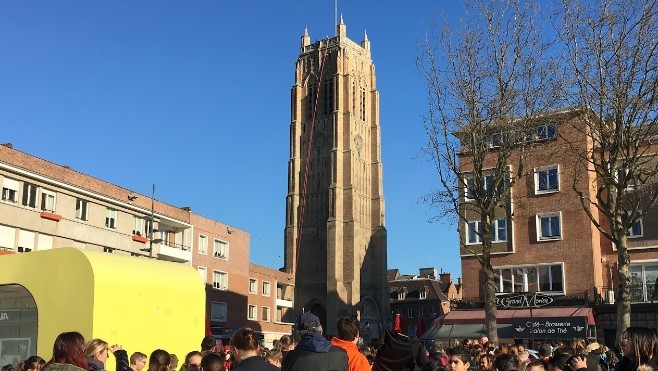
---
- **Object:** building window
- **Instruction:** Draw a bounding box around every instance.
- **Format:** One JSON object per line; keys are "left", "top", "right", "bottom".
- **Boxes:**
{"left": 40, "top": 189, "right": 56, "bottom": 212}
{"left": 467, "top": 221, "right": 481, "bottom": 244}
{"left": 492, "top": 219, "right": 507, "bottom": 242}
{"left": 262, "top": 306, "right": 270, "bottom": 322}
{"left": 198, "top": 266, "right": 207, "bottom": 282}
{"left": 105, "top": 208, "right": 117, "bottom": 229}
{"left": 133, "top": 216, "right": 145, "bottom": 236}
{"left": 407, "top": 307, "right": 413, "bottom": 317}
{"left": 467, "top": 219, "right": 506, "bottom": 244}
{"left": 21, "top": 182, "right": 37, "bottom": 209}
{"left": 1, "top": 178, "right": 19, "bottom": 203}
{"left": 616, "top": 168, "right": 639, "bottom": 191}
{"left": 75, "top": 199, "right": 88, "bottom": 221}
{"left": 198, "top": 235, "right": 208, "bottom": 254}
{"left": 536, "top": 124, "right": 557, "bottom": 140}
{"left": 262, "top": 281, "right": 271, "bottom": 296}
{"left": 536, "top": 212, "right": 562, "bottom": 241}
{"left": 212, "top": 271, "right": 228, "bottom": 290}
{"left": 398, "top": 292, "right": 405, "bottom": 300}
{"left": 419, "top": 291, "right": 427, "bottom": 300}
{"left": 464, "top": 174, "right": 503, "bottom": 200}
{"left": 623, "top": 212, "right": 643, "bottom": 238}
{"left": 248, "top": 305, "right": 257, "bottom": 320}
{"left": 17, "top": 230, "right": 35, "bottom": 252}
{"left": 630, "top": 263, "right": 658, "bottom": 303}
{"left": 494, "top": 264, "right": 564, "bottom": 294}
{"left": 418, "top": 307, "right": 424, "bottom": 316}
{"left": 535, "top": 166, "right": 559, "bottom": 194}
{"left": 211, "top": 301, "right": 227, "bottom": 322}
{"left": 213, "top": 239, "right": 228, "bottom": 259}
{"left": 249, "top": 279, "right": 257, "bottom": 294}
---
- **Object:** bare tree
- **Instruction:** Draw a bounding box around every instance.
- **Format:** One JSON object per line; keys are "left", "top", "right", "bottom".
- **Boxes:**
{"left": 558, "top": 0, "right": 658, "bottom": 337}
{"left": 418, "top": 0, "right": 558, "bottom": 344}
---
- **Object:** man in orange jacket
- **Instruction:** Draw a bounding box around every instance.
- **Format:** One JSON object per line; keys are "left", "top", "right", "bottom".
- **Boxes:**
{"left": 330, "top": 317, "right": 371, "bottom": 371}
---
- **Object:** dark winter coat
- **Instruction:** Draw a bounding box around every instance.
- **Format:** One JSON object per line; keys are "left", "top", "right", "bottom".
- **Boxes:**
{"left": 232, "top": 356, "right": 279, "bottom": 371}
{"left": 372, "top": 330, "right": 429, "bottom": 371}
{"left": 281, "top": 333, "right": 348, "bottom": 371}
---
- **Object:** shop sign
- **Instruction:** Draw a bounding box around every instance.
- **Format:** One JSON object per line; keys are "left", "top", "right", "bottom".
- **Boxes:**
{"left": 495, "top": 292, "right": 554, "bottom": 309}
{"left": 511, "top": 317, "right": 587, "bottom": 339}
{"left": 0, "top": 312, "right": 8, "bottom": 320}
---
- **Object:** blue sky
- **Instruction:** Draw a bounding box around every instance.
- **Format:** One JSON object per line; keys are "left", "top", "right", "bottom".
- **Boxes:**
{"left": 0, "top": 1, "right": 463, "bottom": 279}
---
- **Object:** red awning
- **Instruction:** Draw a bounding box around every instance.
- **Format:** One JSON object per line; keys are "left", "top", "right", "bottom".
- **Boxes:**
{"left": 440, "top": 307, "right": 595, "bottom": 326}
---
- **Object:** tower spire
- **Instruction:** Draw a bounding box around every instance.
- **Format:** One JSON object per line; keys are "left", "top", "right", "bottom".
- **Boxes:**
{"left": 362, "top": 29, "right": 370, "bottom": 51}
{"left": 301, "top": 25, "right": 310, "bottom": 48}
{"left": 336, "top": 14, "right": 346, "bottom": 37}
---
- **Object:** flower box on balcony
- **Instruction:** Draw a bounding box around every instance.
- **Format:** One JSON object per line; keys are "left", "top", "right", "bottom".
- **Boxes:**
{"left": 132, "top": 235, "right": 149, "bottom": 244}
{"left": 40, "top": 212, "right": 62, "bottom": 222}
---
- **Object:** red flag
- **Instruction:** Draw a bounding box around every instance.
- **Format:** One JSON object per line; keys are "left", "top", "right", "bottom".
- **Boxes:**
{"left": 205, "top": 313, "right": 211, "bottom": 336}
{"left": 393, "top": 314, "right": 402, "bottom": 332}
{"left": 416, "top": 316, "right": 424, "bottom": 338}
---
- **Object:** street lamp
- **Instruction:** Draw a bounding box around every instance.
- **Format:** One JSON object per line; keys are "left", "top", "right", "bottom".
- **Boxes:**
{"left": 140, "top": 184, "right": 161, "bottom": 258}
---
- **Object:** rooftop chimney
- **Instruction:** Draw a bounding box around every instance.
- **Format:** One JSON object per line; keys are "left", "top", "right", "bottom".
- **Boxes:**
{"left": 439, "top": 272, "right": 452, "bottom": 284}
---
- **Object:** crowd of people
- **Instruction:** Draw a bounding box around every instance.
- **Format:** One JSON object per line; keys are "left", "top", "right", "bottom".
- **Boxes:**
{"left": 2, "top": 318, "right": 656, "bottom": 371}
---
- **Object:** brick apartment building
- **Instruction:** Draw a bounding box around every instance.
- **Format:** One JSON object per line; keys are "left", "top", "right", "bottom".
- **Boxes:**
{"left": 0, "top": 144, "right": 294, "bottom": 346}
{"left": 457, "top": 108, "right": 658, "bottom": 345}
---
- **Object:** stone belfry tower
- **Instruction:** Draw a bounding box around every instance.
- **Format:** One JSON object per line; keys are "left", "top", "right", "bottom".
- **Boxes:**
{"left": 284, "top": 17, "right": 388, "bottom": 341}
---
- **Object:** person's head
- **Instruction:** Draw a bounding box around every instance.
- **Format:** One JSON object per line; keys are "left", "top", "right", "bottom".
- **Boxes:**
{"left": 538, "top": 343, "right": 553, "bottom": 359}
{"left": 478, "top": 353, "right": 494, "bottom": 371}
{"left": 569, "top": 339, "right": 586, "bottom": 355}
{"left": 200, "top": 337, "right": 216, "bottom": 352}
{"left": 422, "top": 361, "right": 447, "bottom": 371}
{"left": 230, "top": 327, "right": 260, "bottom": 361}
{"left": 447, "top": 346, "right": 471, "bottom": 371}
{"left": 547, "top": 353, "right": 570, "bottom": 371}
{"left": 21, "top": 356, "right": 45, "bottom": 371}
{"left": 526, "top": 360, "right": 546, "bottom": 371}
{"left": 2, "top": 365, "right": 15, "bottom": 371}
{"left": 336, "top": 316, "right": 360, "bottom": 343}
{"left": 295, "top": 313, "right": 322, "bottom": 337}
{"left": 199, "top": 353, "right": 222, "bottom": 371}
{"left": 167, "top": 355, "right": 178, "bottom": 371}
{"left": 48, "top": 331, "right": 88, "bottom": 370}
{"left": 276, "top": 335, "right": 295, "bottom": 351}
{"left": 265, "top": 349, "right": 283, "bottom": 368}
{"left": 84, "top": 339, "right": 110, "bottom": 364}
{"left": 130, "top": 352, "right": 148, "bottom": 371}
{"left": 620, "top": 327, "right": 658, "bottom": 364}
{"left": 552, "top": 346, "right": 575, "bottom": 358}
{"left": 183, "top": 351, "right": 202, "bottom": 371}
{"left": 147, "top": 350, "right": 170, "bottom": 371}
{"left": 494, "top": 353, "right": 519, "bottom": 371}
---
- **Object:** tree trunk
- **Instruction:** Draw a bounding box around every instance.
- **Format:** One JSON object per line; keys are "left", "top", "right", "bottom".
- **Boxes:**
{"left": 483, "top": 264, "right": 499, "bottom": 345}
{"left": 616, "top": 231, "right": 631, "bottom": 341}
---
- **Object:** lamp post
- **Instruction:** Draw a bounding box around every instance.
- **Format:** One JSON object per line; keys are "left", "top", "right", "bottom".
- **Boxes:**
{"left": 140, "top": 184, "right": 158, "bottom": 258}
{"left": 148, "top": 183, "right": 155, "bottom": 258}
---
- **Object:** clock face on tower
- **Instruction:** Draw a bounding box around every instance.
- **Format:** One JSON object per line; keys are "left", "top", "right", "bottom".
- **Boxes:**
{"left": 354, "top": 134, "right": 363, "bottom": 151}
{"left": 312, "top": 132, "right": 326, "bottom": 149}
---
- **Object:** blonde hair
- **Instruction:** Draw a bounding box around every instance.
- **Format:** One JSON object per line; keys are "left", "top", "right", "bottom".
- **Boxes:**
{"left": 84, "top": 339, "right": 109, "bottom": 358}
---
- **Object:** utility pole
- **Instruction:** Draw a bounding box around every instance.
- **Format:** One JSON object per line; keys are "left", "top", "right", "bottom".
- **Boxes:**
{"left": 148, "top": 184, "right": 155, "bottom": 258}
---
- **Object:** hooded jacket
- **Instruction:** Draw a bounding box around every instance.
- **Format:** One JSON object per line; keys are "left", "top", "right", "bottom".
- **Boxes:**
{"left": 281, "top": 333, "right": 348, "bottom": 371}
{"left": 330, "top": 337, "right": 371, "bottom": 371}
{"left": 372, "top": 330, "right": 428, "bottom": 371}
